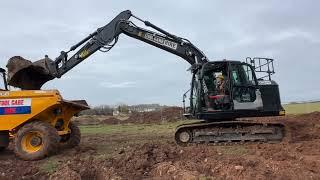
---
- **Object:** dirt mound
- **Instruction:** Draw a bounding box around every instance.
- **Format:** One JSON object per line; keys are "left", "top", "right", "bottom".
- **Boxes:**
{"left": 102, "top": 117, "right": 121, "bottom": 125}
{"left": 75, "top": 107, "right": 184, "bottom": 125}
{"left": 1, "top": 112, "right": 320, "bottom": 179}
{"left": 123, "top": 107, "right": 183, "bottom": 124}
{"left": 73, "top": 116, "right": 102, "bottom": 125}
{"left": 74, "top": 107, "right": 183, "bottom": 126}
{"left": 283, "top": 111, "right": 320, "bottom": 142}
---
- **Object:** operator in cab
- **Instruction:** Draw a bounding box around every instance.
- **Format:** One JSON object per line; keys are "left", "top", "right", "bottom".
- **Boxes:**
{"left": 215, "top": 74, "right": 226, "bottom": 95}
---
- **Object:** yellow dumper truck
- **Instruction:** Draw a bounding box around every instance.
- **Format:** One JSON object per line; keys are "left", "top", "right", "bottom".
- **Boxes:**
{"left": 0, "top": 68, "right": 89, "bottom": 160}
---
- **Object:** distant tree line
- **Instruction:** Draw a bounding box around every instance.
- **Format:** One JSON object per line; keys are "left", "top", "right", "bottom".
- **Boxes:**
{"left": 79, "top": 105, "right": 113, "bottom": 115}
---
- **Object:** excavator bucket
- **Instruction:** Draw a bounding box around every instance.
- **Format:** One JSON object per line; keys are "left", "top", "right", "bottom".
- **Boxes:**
{"left": 6, "top": 56, "right": 55, "bottom": 90}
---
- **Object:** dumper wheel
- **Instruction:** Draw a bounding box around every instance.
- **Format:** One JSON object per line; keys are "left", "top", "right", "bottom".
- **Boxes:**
{"left": 0, "top": 147, "right": 6, "bottom": 152}
{"left": 14, "top": 121, "right": 59, "bottom": 161}
{"left": 60, "top": 122, "right": 81, "bottom": 149}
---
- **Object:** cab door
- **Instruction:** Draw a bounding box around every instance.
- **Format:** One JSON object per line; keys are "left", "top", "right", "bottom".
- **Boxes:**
{"left": 230, "top": 63, "right": 263, "bottom": 110}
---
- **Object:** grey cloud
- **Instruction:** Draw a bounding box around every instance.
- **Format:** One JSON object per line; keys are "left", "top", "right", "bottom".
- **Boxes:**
{"left": 1, "top": 0, "right": 319, "bottom": 105}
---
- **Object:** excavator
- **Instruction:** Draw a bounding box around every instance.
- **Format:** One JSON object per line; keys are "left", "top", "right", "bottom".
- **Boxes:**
{"left": 2, "top": 10, "right": 285, "bottom": 159}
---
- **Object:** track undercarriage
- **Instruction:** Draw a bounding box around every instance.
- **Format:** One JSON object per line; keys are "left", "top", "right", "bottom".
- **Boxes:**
{"left": 175, "top": 120, "right": 285, "bottom": 145}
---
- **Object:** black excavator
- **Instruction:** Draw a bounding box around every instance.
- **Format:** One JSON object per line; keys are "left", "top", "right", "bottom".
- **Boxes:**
{"left": 7, "top": 10, "right": 285, "bottom": 145}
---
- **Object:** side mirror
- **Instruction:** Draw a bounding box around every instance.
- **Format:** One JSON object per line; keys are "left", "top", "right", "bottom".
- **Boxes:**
{"left": 0, "top": 68, "right": 6, "bottom": 73}
{"left": 0, "top": 68, "right": 8, "bottom": 90}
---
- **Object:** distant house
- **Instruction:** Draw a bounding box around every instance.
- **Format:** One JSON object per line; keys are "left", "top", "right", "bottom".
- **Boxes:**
{"left": 113, "top": 110, "right": 120, "bottom": 116}
{"left": 112, "top": 104, "right": 161, "bottom": 115}
{"left": 128, "top": 104, "right": 161, "bottom": 112}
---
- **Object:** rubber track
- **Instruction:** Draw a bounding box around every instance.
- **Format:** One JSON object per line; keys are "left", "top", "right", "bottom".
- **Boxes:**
{"left": 175, "top": 120, "right": 285, "bottom": 145}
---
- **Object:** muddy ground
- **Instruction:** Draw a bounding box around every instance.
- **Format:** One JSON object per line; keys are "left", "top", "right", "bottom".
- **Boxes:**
{"left": 0, "top": 112, "right": 320, "bottom": 180}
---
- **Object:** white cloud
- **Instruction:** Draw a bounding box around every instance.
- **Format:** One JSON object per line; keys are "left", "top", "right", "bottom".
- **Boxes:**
{"left": 99, "top": 81, "right": 137, "bottom": 88}
{"left": 268, "top": 29, "right": 319, "bottom": 43}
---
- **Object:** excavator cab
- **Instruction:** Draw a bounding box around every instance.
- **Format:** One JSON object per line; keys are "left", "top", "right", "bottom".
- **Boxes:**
{"left": 177, "top": 58, "right": 285, "bottom": 145}
{"left": 185, "top": 58, "right": 284, "bottom": 121}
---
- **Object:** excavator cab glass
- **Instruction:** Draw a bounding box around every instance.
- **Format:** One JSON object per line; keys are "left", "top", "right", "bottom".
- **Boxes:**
{"left": 192, "top": 61, "right": 263, "bottom": 113}
{"left": 230, "top": 63, "right": 263, "bottom": 110}
{"left": 201, "top": 62, "right": 231, "bottom": 111}
{"left": 230, "top": 63, "right": 258, "bottom": 102}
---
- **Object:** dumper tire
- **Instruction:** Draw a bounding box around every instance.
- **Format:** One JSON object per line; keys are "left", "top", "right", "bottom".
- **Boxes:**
{"left": 60, "top": 122, "right": 81, "bottom": 149}
{"left": 14, "top": 121, "right": 59, "bottom": 161}
{"left": 0, "top": 147, "right": 6, "bottom": 152}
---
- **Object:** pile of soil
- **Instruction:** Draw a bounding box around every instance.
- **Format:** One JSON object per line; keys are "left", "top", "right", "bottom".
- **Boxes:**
{"left": 74, "top": 107, "right": 183, "bottom": 125}
{"left": 102, "top": 117, "right": 121, "bottom": 125}
{"left": 123, "top": 107, "right": 183, "bottom": 124}
{"left": 284, "top": 112, "right": 320, "bottom": 142}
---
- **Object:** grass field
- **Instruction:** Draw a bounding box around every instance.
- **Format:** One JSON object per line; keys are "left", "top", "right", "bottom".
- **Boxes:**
{"left": 283, "top": 102, "right": 320, "bottom": 114}
{"left": 80, "top": 121, "right": 183, "bottom": 135}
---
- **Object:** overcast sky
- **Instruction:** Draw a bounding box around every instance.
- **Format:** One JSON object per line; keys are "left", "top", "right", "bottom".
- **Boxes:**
{"left": 0, "top": 1, "right": 319, "bottom": 106}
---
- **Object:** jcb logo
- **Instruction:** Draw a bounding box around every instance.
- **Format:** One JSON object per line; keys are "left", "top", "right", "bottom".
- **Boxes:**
{"left": 0, "top": 92, "right": 9, "bottom": 96}
{"left": 79, "top": 49, "right": 90, "bottom": 59}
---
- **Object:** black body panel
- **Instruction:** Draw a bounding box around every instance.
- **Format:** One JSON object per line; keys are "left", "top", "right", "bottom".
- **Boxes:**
{"left": 258, "top": 80, "right": 284, "bottom": 112}
{"left": 198, "top": 109, "right": 281, "bottom": 121}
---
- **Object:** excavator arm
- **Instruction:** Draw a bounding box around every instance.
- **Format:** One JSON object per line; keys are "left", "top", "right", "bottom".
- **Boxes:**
{"left": 7, "top": 10, "right": 208, "bottom": 90}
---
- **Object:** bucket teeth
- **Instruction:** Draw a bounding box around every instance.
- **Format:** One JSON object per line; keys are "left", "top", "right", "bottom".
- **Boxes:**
{"left": 6, "top": 56, "right": 55, "bottom": 90}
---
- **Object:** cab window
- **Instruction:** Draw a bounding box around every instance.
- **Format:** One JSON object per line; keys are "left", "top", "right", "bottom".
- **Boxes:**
{"left": 231, "top": 64, "right": 257, "bottom": 86}
{"left": 242, "top": 64, "right": 256, "bottom": 86}
{"left": 230, "top": 64, "right": 257, "bottom": 102}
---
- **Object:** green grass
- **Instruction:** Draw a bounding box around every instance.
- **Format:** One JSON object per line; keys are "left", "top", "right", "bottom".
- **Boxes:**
{"left": 283, "top": 102, "right": 320, "bottom": 114}
{"left": 79, "top": 120, "right": 188, "bottom": 135}
{"left": 79, "top": 121, "right": 195, "bottom": 156}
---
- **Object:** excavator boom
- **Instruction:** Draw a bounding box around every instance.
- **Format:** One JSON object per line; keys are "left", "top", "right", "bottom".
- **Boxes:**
{"left": 7, "top": 10, "right": 207, "bottom": 90}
